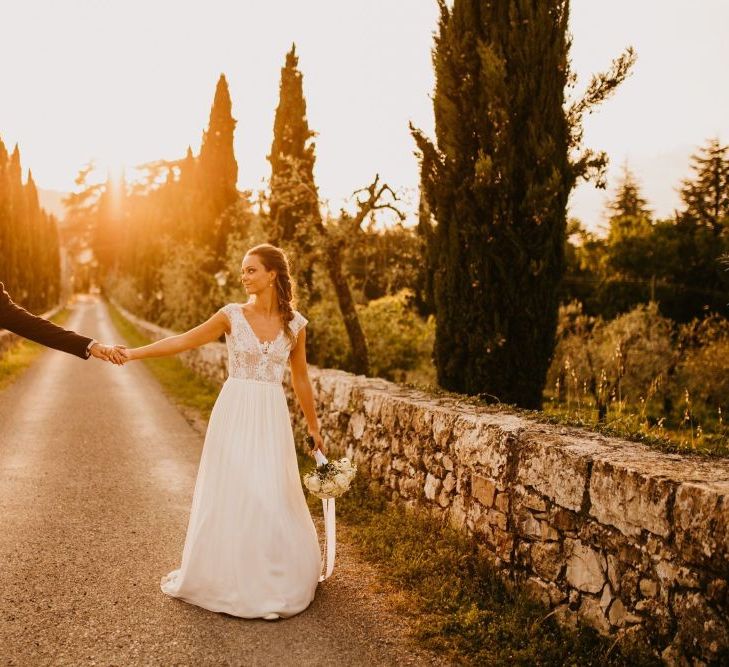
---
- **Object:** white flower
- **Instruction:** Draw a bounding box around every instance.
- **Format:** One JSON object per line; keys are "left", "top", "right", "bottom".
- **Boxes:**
{"left": 334, "top": 473, "right": 349, "bottom": 489}
{"left": 306, "top": 475, "right": 321, "bottom": 493}
{"left": 321, "top": 479, "right": 337, "bottom": 496}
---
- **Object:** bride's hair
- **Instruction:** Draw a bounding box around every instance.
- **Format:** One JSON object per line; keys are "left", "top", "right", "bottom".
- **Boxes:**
{"left": 246, "top": 243, "right": 298, "bottom": 348}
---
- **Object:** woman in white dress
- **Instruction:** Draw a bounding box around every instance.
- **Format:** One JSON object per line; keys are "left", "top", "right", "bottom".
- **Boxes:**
{"left": 122, "top": 243, "right": 325, "bottom": 621}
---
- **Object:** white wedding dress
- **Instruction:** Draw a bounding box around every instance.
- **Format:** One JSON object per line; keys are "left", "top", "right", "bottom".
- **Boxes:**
{"left": 160, "top": 303, "right": 322, "bottom": 618}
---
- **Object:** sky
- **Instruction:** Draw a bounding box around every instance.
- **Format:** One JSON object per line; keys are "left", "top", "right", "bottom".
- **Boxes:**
{"left": 0, "top": 0, "right": 727, "bottom": 233}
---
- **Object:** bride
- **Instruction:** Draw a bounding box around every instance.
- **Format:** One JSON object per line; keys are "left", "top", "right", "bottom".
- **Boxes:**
{"left": 120, "top": 243, "right": 325, "bottom": 620}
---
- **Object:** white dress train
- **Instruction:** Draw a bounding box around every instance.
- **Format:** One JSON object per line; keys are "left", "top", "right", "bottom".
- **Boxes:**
{"left": 160, "top": 304, "right": 322, "bottom": 618}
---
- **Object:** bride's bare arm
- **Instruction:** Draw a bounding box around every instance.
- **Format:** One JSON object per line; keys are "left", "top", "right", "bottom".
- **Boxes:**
{"left": 289, "top": 328, "right": 324, "bottom": 455}
{"left": 126, "top": 310, "right": 229, "bottom": 361}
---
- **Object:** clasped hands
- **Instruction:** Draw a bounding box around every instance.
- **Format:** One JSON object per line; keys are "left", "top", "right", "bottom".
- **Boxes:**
{"left": 89, "top": 342, "right": 131, "bottom": 365}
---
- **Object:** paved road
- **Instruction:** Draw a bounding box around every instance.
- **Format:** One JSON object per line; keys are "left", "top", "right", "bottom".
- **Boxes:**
{"left": 0, "top": 297, "right": 446, "bottom": 667}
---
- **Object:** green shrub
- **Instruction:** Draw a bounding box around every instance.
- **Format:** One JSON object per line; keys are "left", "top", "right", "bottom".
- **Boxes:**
{"left": 307, "top": 288, "right": 434, "bottom": 381}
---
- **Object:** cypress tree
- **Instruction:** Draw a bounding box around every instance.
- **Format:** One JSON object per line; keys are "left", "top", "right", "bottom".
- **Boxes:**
{"left": 39, "top": 211, "right": 61, "bottom": 308}
{"left": 198, "top": 74, "right": 239, "bottom": 254}
{"left": 414, "top": 175, "right": 436, "bottom": 316}
{"left": 267, "top": 44, "right": 319, "bottom": 300}
{"left": 412, "top": 0, "right": 634, "bottom": 408}
{"left": 0, "top": 138, "right": 10, "bottom": 285}
{"left": 608, "top": 164, "right": 651, "bottom": 221}
{"left": 605, "top": 166, "right": 655, "bottom": 283}
{"left": 8, "top": 145, "right": 30, "bottom": 301}
{"left": 25, "top": 170, "right": 43, "bottom": 307}
{"left": 679, "top": 138, "right": 729, "bottom": 236}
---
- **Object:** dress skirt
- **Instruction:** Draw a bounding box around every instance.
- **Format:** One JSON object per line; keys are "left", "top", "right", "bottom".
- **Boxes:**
{"left": 160, "top": 376, "right": 322, "bottom": 618}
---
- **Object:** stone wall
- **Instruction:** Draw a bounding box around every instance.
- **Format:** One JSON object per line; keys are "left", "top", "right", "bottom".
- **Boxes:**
{"left": 117, "top": 304, "right": 729, "bottom": 664}
{"left": 305, "top": 372, "right": 729, "bottom": 665}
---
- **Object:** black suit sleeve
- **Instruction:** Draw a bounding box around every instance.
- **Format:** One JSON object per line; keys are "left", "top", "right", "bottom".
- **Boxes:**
{"left": 0, "top": 282, "right": 93, "bottom": 359}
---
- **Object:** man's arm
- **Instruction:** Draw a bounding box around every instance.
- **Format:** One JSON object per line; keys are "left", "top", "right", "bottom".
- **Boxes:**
{"left": 0, "top": 282, "right": 96, "bottom": 359}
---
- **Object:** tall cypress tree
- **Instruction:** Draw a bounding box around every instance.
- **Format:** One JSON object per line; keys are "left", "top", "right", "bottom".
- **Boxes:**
{"left": 25, "top": 170, "right": 43, "bottom": 307}
{"left": 198, "top": 74, "right": 239, "bottom": 255}
{"left": 267, "top": 44, "right": 319, "bottom": 300}
{"left": 8, "top": 145, "right": 30, "bottom": 301}
{"left": 0, "top": 138, "right": 10, "bottom": 287}
{"left": 412, "top": 0, "right": 634, "bottom": 408}
{"left": 414, "top": 176, "right": 436, "bottom": 316}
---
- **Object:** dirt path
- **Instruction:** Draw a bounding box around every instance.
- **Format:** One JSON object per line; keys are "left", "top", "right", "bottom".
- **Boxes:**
{"left": 0, "top": 296, "right": 449, "bottom": 666}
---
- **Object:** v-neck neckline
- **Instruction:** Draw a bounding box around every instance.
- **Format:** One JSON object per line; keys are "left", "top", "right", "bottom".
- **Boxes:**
{"left": 239, "top": 305, "right": 284, "bottom": 347}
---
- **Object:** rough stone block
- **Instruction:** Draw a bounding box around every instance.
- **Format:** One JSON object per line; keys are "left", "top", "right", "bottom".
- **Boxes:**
{"left": 442, "top": 472, "right": 456, "bottom": 493}
{"left": 540, "top": 521, "right": 561, "bottom": 542}
{"left": 431, "top": 409, "right": 458, "bottom": 450}
{"left": 589, "top": 459, "right": 673, "bottom": 538}
{"left": 514, "top": 485, "right": 548, "bottom": 512}
{"left": 531, "top": 541, "right": 563, "bottom": 581}
{"left": 424, "top": 473, "right": 441, "bottom": 500}
{"left": 453, "top": 417, "right": 511, "bottom": 481}
{"left": 578, "top": 595, "right": 611, "bottom": 635}
{"left": 566, "top": 540, "right": 606, "bottom": 593}
{"left": 599, "top": 583, "right": 613, "bottom": 612}
{"left": 471, "top": 475, "right": 497, "bottom": 507}
{"left": 551, "top": 507, "right": 579, "bottom": 532}
{"left": 517, "top": 511, "right": 542, "bottom": 539}
{"left": 486, "top": 510, "right": 508, "bottom": 532}
{"left": 516, "top": 434, "right": 593, "bottom": 511}
{"left": 673, "top": 482, "right": 729, "bottom": 568}
{"left": 639, "top": 578, "right": 658, "bottom": 598}
{"left": 494, "top": 492, "right": 510, "bottom": 513}
{"left": 608, "top": 597, "right": 627, "bottom": 628}
{"left": 349, "top": 411, "right": 366, "bottom": 440}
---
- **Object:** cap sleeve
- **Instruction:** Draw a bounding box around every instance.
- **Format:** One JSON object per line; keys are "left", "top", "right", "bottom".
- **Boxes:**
{"left": 290, "top": 310, "right": 308, "bottom": 337}
{"left": 219, "top": 303, "right": 238, "bottom": 328}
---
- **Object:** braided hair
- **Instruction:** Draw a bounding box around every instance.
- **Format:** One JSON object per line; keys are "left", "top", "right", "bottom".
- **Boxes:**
{"left": 246, "top": 243, "right": 298, "bottom": 349}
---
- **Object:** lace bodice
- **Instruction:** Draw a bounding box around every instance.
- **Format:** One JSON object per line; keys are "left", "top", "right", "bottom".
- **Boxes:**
{"left": 221, "top": 303, "right": 308, "bottom": 384}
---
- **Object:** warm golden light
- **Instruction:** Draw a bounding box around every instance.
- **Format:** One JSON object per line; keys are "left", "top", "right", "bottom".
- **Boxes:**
{"left": 0, "top": 0, "right": 727, "bottom": 230}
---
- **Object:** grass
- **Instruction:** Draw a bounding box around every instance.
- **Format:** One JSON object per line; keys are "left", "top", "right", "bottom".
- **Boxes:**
{"left": 107, "top": 301, "right": 221, "bottom": 419}
{"left": 0, "top": 309, "right": 71, "bottom": 390}
{"left": 400, "top": 379, "right": 729, "bottom": 458}
{"left": 108, "top": 303, "right": 662, "bottom": 664}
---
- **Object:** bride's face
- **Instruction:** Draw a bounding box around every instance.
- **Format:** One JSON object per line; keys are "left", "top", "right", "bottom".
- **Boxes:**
{"left": 241, "top": 255, "right": 276, "bottom": 295}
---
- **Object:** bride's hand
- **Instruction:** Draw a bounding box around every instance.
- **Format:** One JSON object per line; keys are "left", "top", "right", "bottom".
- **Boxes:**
{"left": 114, "top": 347, "right": 138, "bottom": 364}
{"left": 308, "top": 432, "right": 325, "bottom": 458}
{"left": 108, "top": 345, "right": 129, "bottom": 365}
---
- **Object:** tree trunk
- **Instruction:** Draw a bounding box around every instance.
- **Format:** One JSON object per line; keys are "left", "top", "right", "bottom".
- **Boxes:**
{"left": 324, "top": 241, "right": 369, "bottom": 375}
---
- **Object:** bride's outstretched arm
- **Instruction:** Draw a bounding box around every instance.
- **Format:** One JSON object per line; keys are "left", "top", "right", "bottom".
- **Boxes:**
{"left": 125, "top": 311, "right": 229, "bottom": 361}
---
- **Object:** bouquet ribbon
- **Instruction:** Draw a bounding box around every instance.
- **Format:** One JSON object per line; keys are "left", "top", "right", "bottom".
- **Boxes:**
{"left": 314, "top": 448, "right": 336, "bottom": 581}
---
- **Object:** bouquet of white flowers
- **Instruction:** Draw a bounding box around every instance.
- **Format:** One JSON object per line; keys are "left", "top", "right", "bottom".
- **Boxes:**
{"left": 302, "top": 441, "right": 358, "bottom": 582}
{"left": 303, "top": 450, "right": 357, "bottom": 499}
